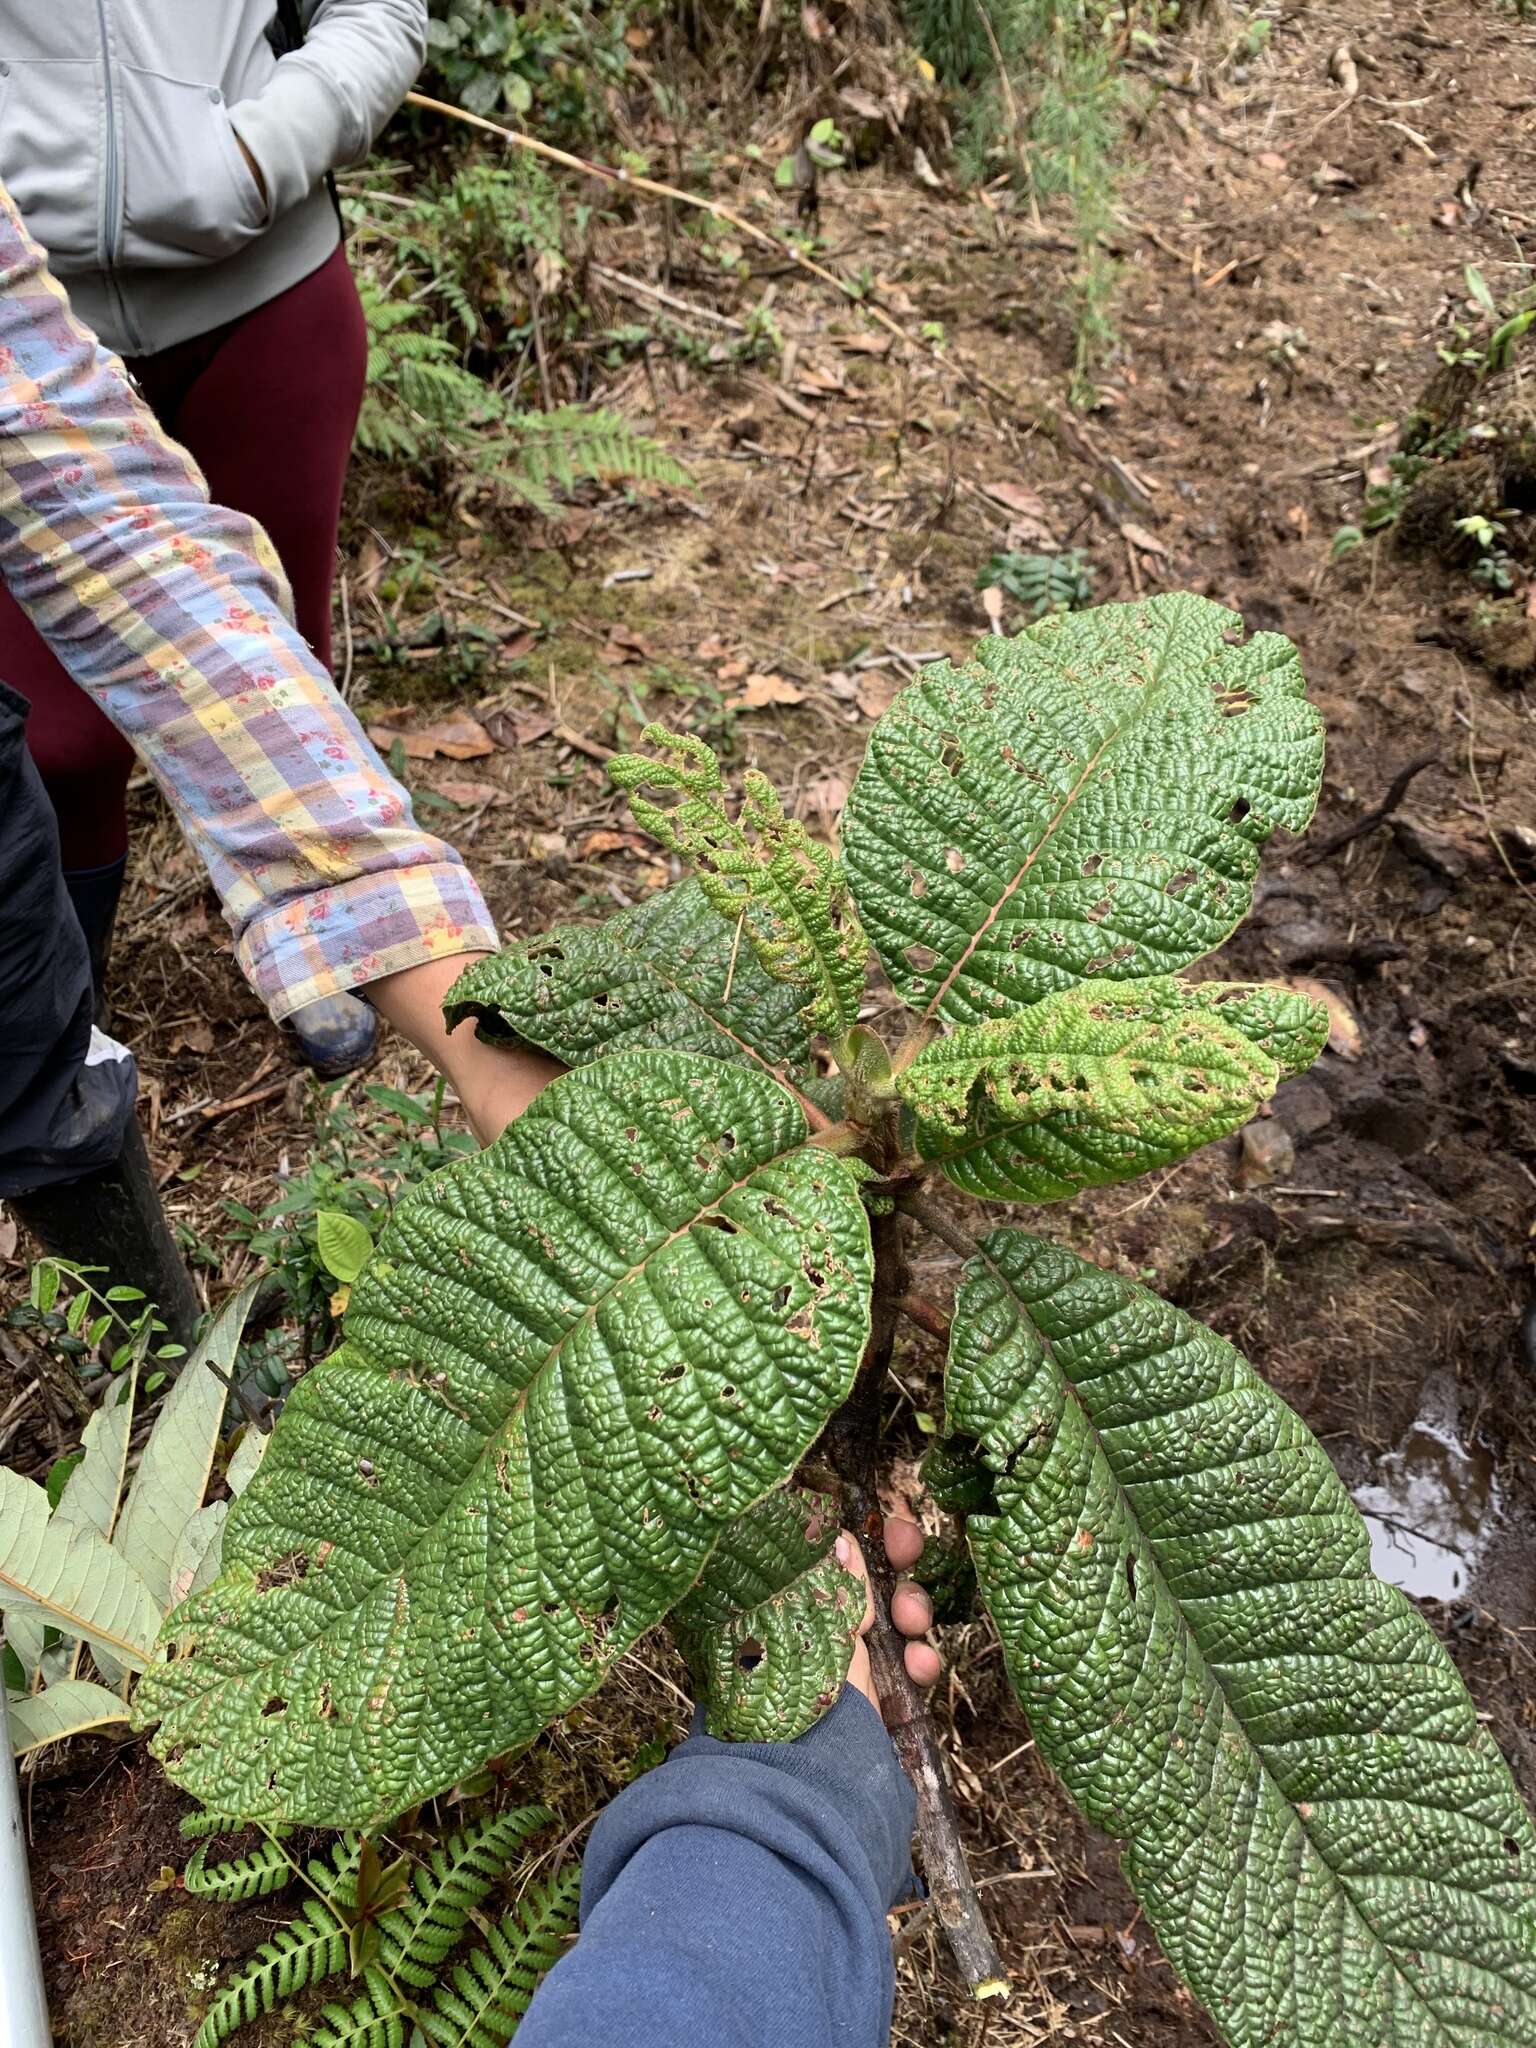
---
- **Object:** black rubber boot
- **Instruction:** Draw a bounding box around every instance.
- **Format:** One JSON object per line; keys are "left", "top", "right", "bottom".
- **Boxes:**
{"left": 11, "top": 1119, "right": 203, "bottom": 1352}
{"left": 62, "top": 855, "right": 126, "bottom": 1028}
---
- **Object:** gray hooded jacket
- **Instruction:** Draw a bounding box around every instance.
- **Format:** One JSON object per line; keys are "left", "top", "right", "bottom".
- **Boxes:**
{"left": 0, "top": 0, "right": 426, "bottom": 357}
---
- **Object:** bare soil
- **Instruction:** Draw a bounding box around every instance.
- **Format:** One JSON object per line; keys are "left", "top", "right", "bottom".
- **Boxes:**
{"left": 8, "top": 2, "right": 1536, "bottom": 2042}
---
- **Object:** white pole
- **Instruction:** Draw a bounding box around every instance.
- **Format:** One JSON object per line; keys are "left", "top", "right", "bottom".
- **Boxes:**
{"left": 0, "top": 1693, "right": 51, "bottom": 2048}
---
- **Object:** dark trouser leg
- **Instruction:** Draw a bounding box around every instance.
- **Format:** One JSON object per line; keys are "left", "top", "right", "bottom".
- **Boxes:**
{"left": 0, "top": 683, "right": 200, "bottom": 1345}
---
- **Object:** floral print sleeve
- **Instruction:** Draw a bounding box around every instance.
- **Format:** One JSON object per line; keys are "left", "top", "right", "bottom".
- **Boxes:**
{"left": 0, "top": 182, "right": 497, "bottom": 1022}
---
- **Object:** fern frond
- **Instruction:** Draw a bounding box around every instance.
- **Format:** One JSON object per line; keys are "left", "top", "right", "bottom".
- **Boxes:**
{"left": 380, "top": 1807, "right": 553, "bottom": 1989}
{"left": 418, "top": 1869, "right": 581, "bottom": 2048}
{"left": 307, "top": 1967, "right": 409, "bottom": 2048}
{"left": 192, "top": 1897, "right": 349, "bottom": 2048}
{"left": 183, "top": 1838, "right": 295, "bottom": 1901}
{"left": 178, "top": 1807, "right": 293, "bottom": 1843}
{"left": 503, "top": 406, "right": 690, "bottom": 492}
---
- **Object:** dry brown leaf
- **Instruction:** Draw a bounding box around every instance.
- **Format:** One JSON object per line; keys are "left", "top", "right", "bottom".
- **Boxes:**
{"left": 734, "top": 672, "right": 806, "bottom": 708}
{"left": 367, "top": 715, "right": 496, "bottom": 761}
{"left": 501, "top": 630, "right": 537, "bottom": 661}
{"left": 854, "top": 670, "right": 901, "bottom": 720}
{"left": 980, "top": 479, "right": 1051, "bottom": 521}
{"left": 1288, "top": 978, "right": 1362, "bottom": 1061}
{"left": 484, "top": 708, "right": 554, "bottom": 749}
{"left": 836, "top": 332, "right": 892, "bottom": 357}
{"left": 824, "top": 669, "right": 858, "bottom": 701}
{"left": 1120, "top": 520, "right": 1169, "bottom": 559}
{"left": 167, "top": 1020, "right": 215, "bottom": 1057}
{"left": 802, "top": 774, "right": 851, "bottom": 819}
{"left": 695, "top": 633, "right": 733, "bottom": 661}
{"left": 579, "top": 828, "right": 650, "bottom": 858}
{"left": 717, "top": 658, "right": 751, "bottom": 682}
{"left": 437, "top": 779, "right": 512, "bottom": 809}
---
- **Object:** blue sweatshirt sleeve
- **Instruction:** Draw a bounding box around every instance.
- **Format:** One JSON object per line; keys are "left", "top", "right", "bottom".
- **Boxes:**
{"left": 515, "top": 1685, "right": 916, "bottom": 2048}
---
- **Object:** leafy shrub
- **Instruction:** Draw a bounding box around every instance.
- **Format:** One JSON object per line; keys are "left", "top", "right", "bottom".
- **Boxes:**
{"left": 345, "top": 166, "right": 689, "bottom": 514}
{"left": 423, "top": 0, "right": 636, "bottom": 135}
{"left": 906, "top": 0, "right": 1143, "bottom": 395}
{"left": 977, "top": 546, "right": 1095, "bottom": 615}
{"left": 133, "top": 595, "right": 1536, "bottom": 2047}
{"left": 3, "top": 1286, "right": 259, "bottom": 1754}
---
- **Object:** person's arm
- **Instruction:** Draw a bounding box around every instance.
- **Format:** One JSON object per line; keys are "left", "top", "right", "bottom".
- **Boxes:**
{"left": 518, "top": 1529, "right": 938, "bottom": 2048}
{"left": 0, "top": 180, "right": 550, "bottom": 1137}
{"left": 229, "top": 0, "right": 428, "bottom": 223}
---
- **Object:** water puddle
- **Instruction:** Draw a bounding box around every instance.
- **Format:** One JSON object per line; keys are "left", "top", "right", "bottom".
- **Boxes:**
{"left": 1351, "top": 1373, "right": 1501, "bottom": 1602}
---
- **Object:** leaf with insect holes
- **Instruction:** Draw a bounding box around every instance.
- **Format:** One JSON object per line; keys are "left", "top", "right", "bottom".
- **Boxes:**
{"left": 840, "top": 595, "right": 1324, "bottom": 1024}
{"left": 610, "top": 727, "right": 869, "bottom": 1041}
{"left": 444, "top": 879, "right": 815, "bottom": 1096}
{"left": 897, "top": 979, "right": 1326, "bottom": 1202}
{"left": 948, "top": 1230, "right": 1536, "bottom": 2048}
{"left": 133, "top": 1052, "right": 873, "bottom": 1826}
{"left": 671, "top": 1487, "right": 865, "bottom": 1741}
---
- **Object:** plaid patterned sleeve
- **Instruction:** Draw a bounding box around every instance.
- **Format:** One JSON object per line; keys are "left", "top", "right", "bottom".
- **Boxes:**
{"left": 0, "top": 183, "right": 498, "bottom": 1022}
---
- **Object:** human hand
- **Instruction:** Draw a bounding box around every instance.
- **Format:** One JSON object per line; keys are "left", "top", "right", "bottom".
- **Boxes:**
{"left": 235, "top": 130, "right": 268, "bottom": 206}
{"left": 837, "top": 1519, "right": 941, "bottom": 1717}
{"left": 367, "top": 954, "right": 565, "bottom": 1144}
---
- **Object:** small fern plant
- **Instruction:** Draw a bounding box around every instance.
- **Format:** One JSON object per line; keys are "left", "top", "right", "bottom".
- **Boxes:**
{"left": 135, "top": 594, "right": 1536, "bottom": 2048}
{"left": 354, "top": 279, "right": 688, "bottom": 516}
{"left": 183, "top": 1806, "right": 577, "bottom": 2048}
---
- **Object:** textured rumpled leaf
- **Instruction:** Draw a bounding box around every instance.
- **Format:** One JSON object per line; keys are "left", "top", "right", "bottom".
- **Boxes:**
{"left": 6, "top": 1676, "right": 129, "bottom": 1755}
{"left": 948, "top": 1230, "right": 1536, "bottom": 2048}
{"left": 610, "top": 727, "right": 869, "bottom": 1039}
{"left": 114, "top": 1280, "right": 262, "bottom": 1613}
{"left": 672, "top": 1487, "right": 864, "bottom": 1740}
{"left": 899, "top": 978, "right": 1326, "bottom": 1202}
{"left": 134, "top": 1052, "right": 874, "bottom": 1826}
{"left": 444, "top": 878, "right": 814, "bottom": 1091}
{"left": 0, "top": 1468, "right": 159, "bottom": 1671}
{"left": 841, "top": 595, "right": 1324, "bottom": 1023}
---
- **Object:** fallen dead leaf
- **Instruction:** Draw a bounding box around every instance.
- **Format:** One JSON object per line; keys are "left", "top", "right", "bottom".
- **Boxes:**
{"left": 824, "top": 669, "right": 859, "bottom": 701}
{"left": 980, "top": 479, "right": 1051, "bottom": 521}
{"left": 1288, "top": 978, "right": 1362, "bottom": 1061}
{"left": 1120, "top": 520, "right": 1169, "bottom": 558}
{"left": 695, "top": 633, "right": 733, "bottom": 661}
{"left": 717, "top": 658, "right": 751, "bottom": 682}
{"left": 734, "top": 672, "right": 806, "bottom": 708}
{"left": 484, "top": 708, "right": 555, "bottom": 749}
{"left": 368, "top": 715, "right": 494, "bottom": 761}
{"left": 855, "top": 670, "right": 902, "bottom": 720}
{"left": 167, "top": 1019, "right": 216, "bottom": 1057}
{"left": 437, "top": 778, "right": 512, "bottom": 808}
{"left": 836, "top": 331, "right": 892, "bottom": 357}
{"left": 1256, "top": 149, "right": 1288, "bottom": 170}
{"left": 801, "top": 774, "right": 850, "bottom": 820}
{"left": 501, "top": 630, "right": 537, "bottom": 661}
{"left": 579, "top": 828, "right": 651, "bottom": 858}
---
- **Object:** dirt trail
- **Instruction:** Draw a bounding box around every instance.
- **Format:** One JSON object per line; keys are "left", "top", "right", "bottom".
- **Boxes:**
{"left": 11, "top": 3, "right": 1536, "bottom": 2042}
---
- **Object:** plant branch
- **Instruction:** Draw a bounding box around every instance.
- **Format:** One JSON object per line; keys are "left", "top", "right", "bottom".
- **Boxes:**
{"left": 898, "top": 1191, "right": 986, "bottom": 1265}
{"left": 823, "top": 1213, "right": 1009, "bottom": 2000}
{"left": 896, "top": 1291, "right": 952, "bottom": 1343}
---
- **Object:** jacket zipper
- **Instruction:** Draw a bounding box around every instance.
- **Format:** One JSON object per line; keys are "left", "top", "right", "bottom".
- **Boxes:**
{"left": 92, "top": 0, "right": 144, "bottom": 352}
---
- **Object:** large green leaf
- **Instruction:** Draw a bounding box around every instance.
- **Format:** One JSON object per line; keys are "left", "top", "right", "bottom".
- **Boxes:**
{"left": 948, "top": 1230, "right": 1536, "bottom": 2048}
{"left": 444, "top": 878, "right": 814, "bottom": 1089}
{"left": 841, "top": 595, "right": 1324, "bottom": 1024}
{"left": 898, "top": 978, "right": 1325, "bottom": 1201}
{"left": 0, "top": 1468, "right": 159, "bottom": 1671}
{"left": 671, "top": 1486, "right": 864, "bottom": 1741}
{"left": 114, "top": 1279, "right": 262, "bottom": 1613}
{"left": 610, "top": 726, "right": 869, "bottom": 1040}
{"left": 134, "top": 1052, "right": 874, "bottom": 1826}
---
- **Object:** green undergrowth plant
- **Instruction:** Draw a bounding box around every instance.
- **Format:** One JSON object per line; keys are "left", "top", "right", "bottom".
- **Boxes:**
{"left": 978, "top": 546, "right": 1095, "bottom": 616}
{"left": 133, "top": 593, "right": 1536, "bottom": 2045}
{"left": 3, "top": 1285, "right": 259, "bottom": 1756}
{"left": 179, "top": 1805, "right": 576, "bottom": 2048}
{"left": 346, "top": 159, "right": 688, "bottom": 516}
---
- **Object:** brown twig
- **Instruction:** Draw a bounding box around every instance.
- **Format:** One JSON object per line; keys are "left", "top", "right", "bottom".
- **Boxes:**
{"left": 896, "top": 1291, "right": 953, "bottom": 1343}
{"left": 823, "top": 1213, "right": 1009, "bottom": 2001}
{"left": 1300, "top": 751, "right": 1441, "bottom": 864}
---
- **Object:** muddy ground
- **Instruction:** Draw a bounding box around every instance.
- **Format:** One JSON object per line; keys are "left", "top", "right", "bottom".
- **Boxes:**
{"left": 7, "top": 2, "right": 1536, "bottom": 2042}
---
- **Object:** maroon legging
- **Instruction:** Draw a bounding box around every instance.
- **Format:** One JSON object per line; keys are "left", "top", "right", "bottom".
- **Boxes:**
{"left": 0, "top": 243, "right": 369, "bottom": 870}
